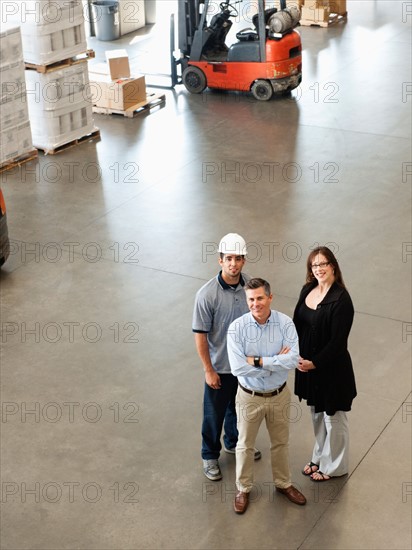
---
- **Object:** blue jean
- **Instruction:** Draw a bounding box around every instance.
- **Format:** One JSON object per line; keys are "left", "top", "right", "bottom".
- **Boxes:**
{"left": 201, "top": 373, "right": 239, "bottom": 460}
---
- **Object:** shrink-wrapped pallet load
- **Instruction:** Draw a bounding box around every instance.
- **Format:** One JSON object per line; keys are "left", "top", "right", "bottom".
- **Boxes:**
{"left": 25, "top": 62, "right": 97, "bottom": 153}
{"left": 1, "top": 0, "right": 87, "bottom": 66}
{"left": 1, "top": 1, "right": 99, "bottom": 154}
{"left": 0, "top": 27, "right": 35, "bottom": 166}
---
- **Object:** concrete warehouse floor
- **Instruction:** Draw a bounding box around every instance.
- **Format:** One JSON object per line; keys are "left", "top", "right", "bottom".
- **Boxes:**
{"left": 0, "top": 1, "right": 411, "bottom": 549}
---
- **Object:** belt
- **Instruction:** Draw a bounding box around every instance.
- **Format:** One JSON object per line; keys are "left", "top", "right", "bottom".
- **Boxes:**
{"left": 239, "top": 382, "right": 286, "bottom": 398}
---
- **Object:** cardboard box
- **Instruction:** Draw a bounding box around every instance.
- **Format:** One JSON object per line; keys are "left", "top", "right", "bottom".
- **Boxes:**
{"left": 89, "top": 70, "right": 146, "bottom": 111}
{"left": 303, "top": 0, "right": 346, "bottom": 12}
{"left": 105, "top": 50, "right": 131, "bottom": 80}
{"left": 329, "top": 0, "right": 346, "bottom": 14}
{"left": 301, "top": 6, "right": 330, "bottom": 20}
{"left": 303, "top": 0, "right": 321, "bottom": 9}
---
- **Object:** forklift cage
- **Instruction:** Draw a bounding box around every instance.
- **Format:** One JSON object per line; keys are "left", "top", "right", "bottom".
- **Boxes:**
{"left": 169, "top": 0, "right": 287, "bottom": 88}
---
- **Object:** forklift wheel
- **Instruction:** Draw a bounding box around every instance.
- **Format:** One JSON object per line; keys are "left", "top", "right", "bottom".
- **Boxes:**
{"left": 182, "top": 66, "right": 207, "bottom": 94}
{"left": 251, "top": 80, "right": 273, "bottom": 101}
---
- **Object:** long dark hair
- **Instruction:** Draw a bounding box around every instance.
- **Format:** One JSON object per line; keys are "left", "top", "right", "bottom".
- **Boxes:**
{"left": 305, "top": 247, "right": 346, "bottom": 288}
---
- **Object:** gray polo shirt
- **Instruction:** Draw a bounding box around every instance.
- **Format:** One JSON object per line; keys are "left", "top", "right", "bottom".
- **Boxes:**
{"left": 192, "top": 271, "right": 251, "bottom": 374}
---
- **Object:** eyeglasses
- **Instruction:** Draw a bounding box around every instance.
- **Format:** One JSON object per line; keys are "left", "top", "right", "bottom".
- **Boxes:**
{"left": 311, "top": 262, "right": 330, "bottom": 269}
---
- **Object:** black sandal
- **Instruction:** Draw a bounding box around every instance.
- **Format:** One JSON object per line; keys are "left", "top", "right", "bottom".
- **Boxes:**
{"left": 302, "top": 461, "right": 319, "bottom": 476}
{"left": 310, "top": 471, "right": 331, "bottom": 482}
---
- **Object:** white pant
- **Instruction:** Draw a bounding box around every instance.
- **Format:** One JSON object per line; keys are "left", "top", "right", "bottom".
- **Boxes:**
{"left": 311, "top": 408, "right": 349, "bottom": 477}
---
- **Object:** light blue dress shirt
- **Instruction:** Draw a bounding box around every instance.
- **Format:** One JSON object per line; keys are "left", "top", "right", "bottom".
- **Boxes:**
{"left": 227, "top": 310, "right": 299, "bottom": 392}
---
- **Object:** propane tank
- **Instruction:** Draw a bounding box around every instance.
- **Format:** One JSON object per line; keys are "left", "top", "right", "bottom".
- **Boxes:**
{"left": 268, "top": 6, "right": 300, "bottom": 34}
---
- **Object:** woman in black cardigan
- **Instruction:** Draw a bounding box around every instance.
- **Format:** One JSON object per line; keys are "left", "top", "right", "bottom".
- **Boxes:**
{"left": 293, "top": 247, "right": 357, "bottom": 482}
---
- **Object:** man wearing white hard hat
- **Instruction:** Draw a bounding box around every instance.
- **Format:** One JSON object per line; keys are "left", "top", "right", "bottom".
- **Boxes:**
{"left": 193, "top": 233, "right": 261, "bottom": 481}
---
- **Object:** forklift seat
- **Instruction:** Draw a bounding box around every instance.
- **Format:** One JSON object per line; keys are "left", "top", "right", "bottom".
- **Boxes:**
{"left": 236, "top": 28, "right": 258, "bottom": 41}
{"left": 227, "top": 40, "right": 260, "bottom": 62}
{"left": 235, "top": 8, "right": 278, "bottom": 42}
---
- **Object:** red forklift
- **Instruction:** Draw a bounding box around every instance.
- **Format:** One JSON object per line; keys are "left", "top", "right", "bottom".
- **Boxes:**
{"left": 174, "top": 0, "right": 302, "bottom": 100}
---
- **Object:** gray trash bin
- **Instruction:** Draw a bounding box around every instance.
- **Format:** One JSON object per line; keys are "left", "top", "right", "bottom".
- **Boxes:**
{"left": 91, "top": 1, "right": 120, "bottom": 41}
{"left": 145, "top": 0, "right": 156, "bottom": 24}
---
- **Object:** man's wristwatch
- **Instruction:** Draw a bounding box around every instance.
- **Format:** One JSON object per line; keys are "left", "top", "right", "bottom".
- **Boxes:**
{"left": 253, "top": 356, "right": 261, "bottom": 368}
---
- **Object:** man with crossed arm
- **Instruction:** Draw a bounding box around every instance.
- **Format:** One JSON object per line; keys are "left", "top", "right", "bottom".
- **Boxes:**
{"left": 227, "top": 277, "right": 306, "bottom": 514}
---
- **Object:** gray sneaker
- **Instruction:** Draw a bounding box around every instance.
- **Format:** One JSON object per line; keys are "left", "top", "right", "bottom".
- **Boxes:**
{"left": 224, "top": 446, "right": 262, "bottom": 461}
{"left": 203, "top": 459, "right": 222, "bottom": 481}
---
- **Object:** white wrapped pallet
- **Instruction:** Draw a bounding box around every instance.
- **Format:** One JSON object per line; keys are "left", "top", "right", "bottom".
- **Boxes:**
{"left": 1, "top": 92, "right": 30, "bottom": 131}
{"left": 1, "top": 121, "right": 34, "bottom": 162}
{"left": 1, "top": 0, "right": 87, "bottom": 66}
{"left": 25, "top": 62, "right": 92, "bottom": 108}
{"left": 25, "top": 62, "right": 97, "bottom": 152}
{"left": 1, "top": 60, "right": 27, "bottom": 98}
{"left": 29, "top": 99, "right": 96, "bottom": 152}
{"left": 0, "top": 26, "right": 24, "bottom": 66}
{"left": 0, "top": 27, "right": 35, "bottom": 166}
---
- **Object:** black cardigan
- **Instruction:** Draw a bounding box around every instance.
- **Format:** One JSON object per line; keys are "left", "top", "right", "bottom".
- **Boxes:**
{"left": 293, "top": 281, "right": 357, "bottom": 415}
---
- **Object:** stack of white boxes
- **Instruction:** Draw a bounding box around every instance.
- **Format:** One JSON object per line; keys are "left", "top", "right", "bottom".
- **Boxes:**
{"left": 25, "top": 63, "right": 96, "bottom": 153}
{"left": 2, "top": 0, "right": 87, "bottom": 65}
{"left": 2, "top": 0, "right": 97, "bottom": 153}
{"left": 0, "top": 27, "right": 35, "bottom": 166}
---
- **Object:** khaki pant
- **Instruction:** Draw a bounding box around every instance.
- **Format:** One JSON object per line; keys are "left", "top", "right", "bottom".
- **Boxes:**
{"left": 235, "top": 385, "right": 292, "bottom": 492}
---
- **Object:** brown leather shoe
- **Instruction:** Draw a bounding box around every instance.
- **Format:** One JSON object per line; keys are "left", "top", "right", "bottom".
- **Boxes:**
{"left": 276, "top": 485, "right": 306, "bottom": 506}
{"left": 233, "top": 491, "right": 249, "bottom": 514}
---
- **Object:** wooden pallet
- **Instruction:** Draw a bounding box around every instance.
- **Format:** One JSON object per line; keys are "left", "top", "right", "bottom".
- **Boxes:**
{"left": 25, "top": 50, "right": 95, "bottom": 74}
{"left": 36, "top": 129, "right": 101, "bottom": 156}
{"left": 300, "top": 12, "right": 347, "bottom": 27}
{"left": 92, "top": 93, "right": 166, "bottom": 118}
{"left": 0, "top": 149, "right": 38, "bottom": 174}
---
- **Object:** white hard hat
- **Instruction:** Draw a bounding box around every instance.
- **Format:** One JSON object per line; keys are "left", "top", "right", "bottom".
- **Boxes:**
{"left": 218, "top": 233, "right": 247, "bottom": 256}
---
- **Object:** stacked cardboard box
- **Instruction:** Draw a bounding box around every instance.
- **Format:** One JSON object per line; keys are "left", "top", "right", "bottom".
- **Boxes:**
{"left": 331, "top": 0, "right": 347, "bottom": 14}
{"left": 0, "top": 27, "right": 35, "bottom": 165}
{"left": 2, "top": 0, "right": 87, "bottom": 66}
{"left": 301, "top": 0, "right": 330, "bottom": 22}
{"left": 301, "top": 0, "right": 346, "bottom": 22}
{"left": 89, "top": 50, "right": 146, "bottom": 112}
{"left": 25, "top": 62, "right": 96, "bottom": 151}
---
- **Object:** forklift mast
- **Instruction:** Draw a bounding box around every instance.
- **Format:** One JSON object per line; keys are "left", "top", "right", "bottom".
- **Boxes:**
{"left": 178, "top": 0, "right": 203, "bottom": 57}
